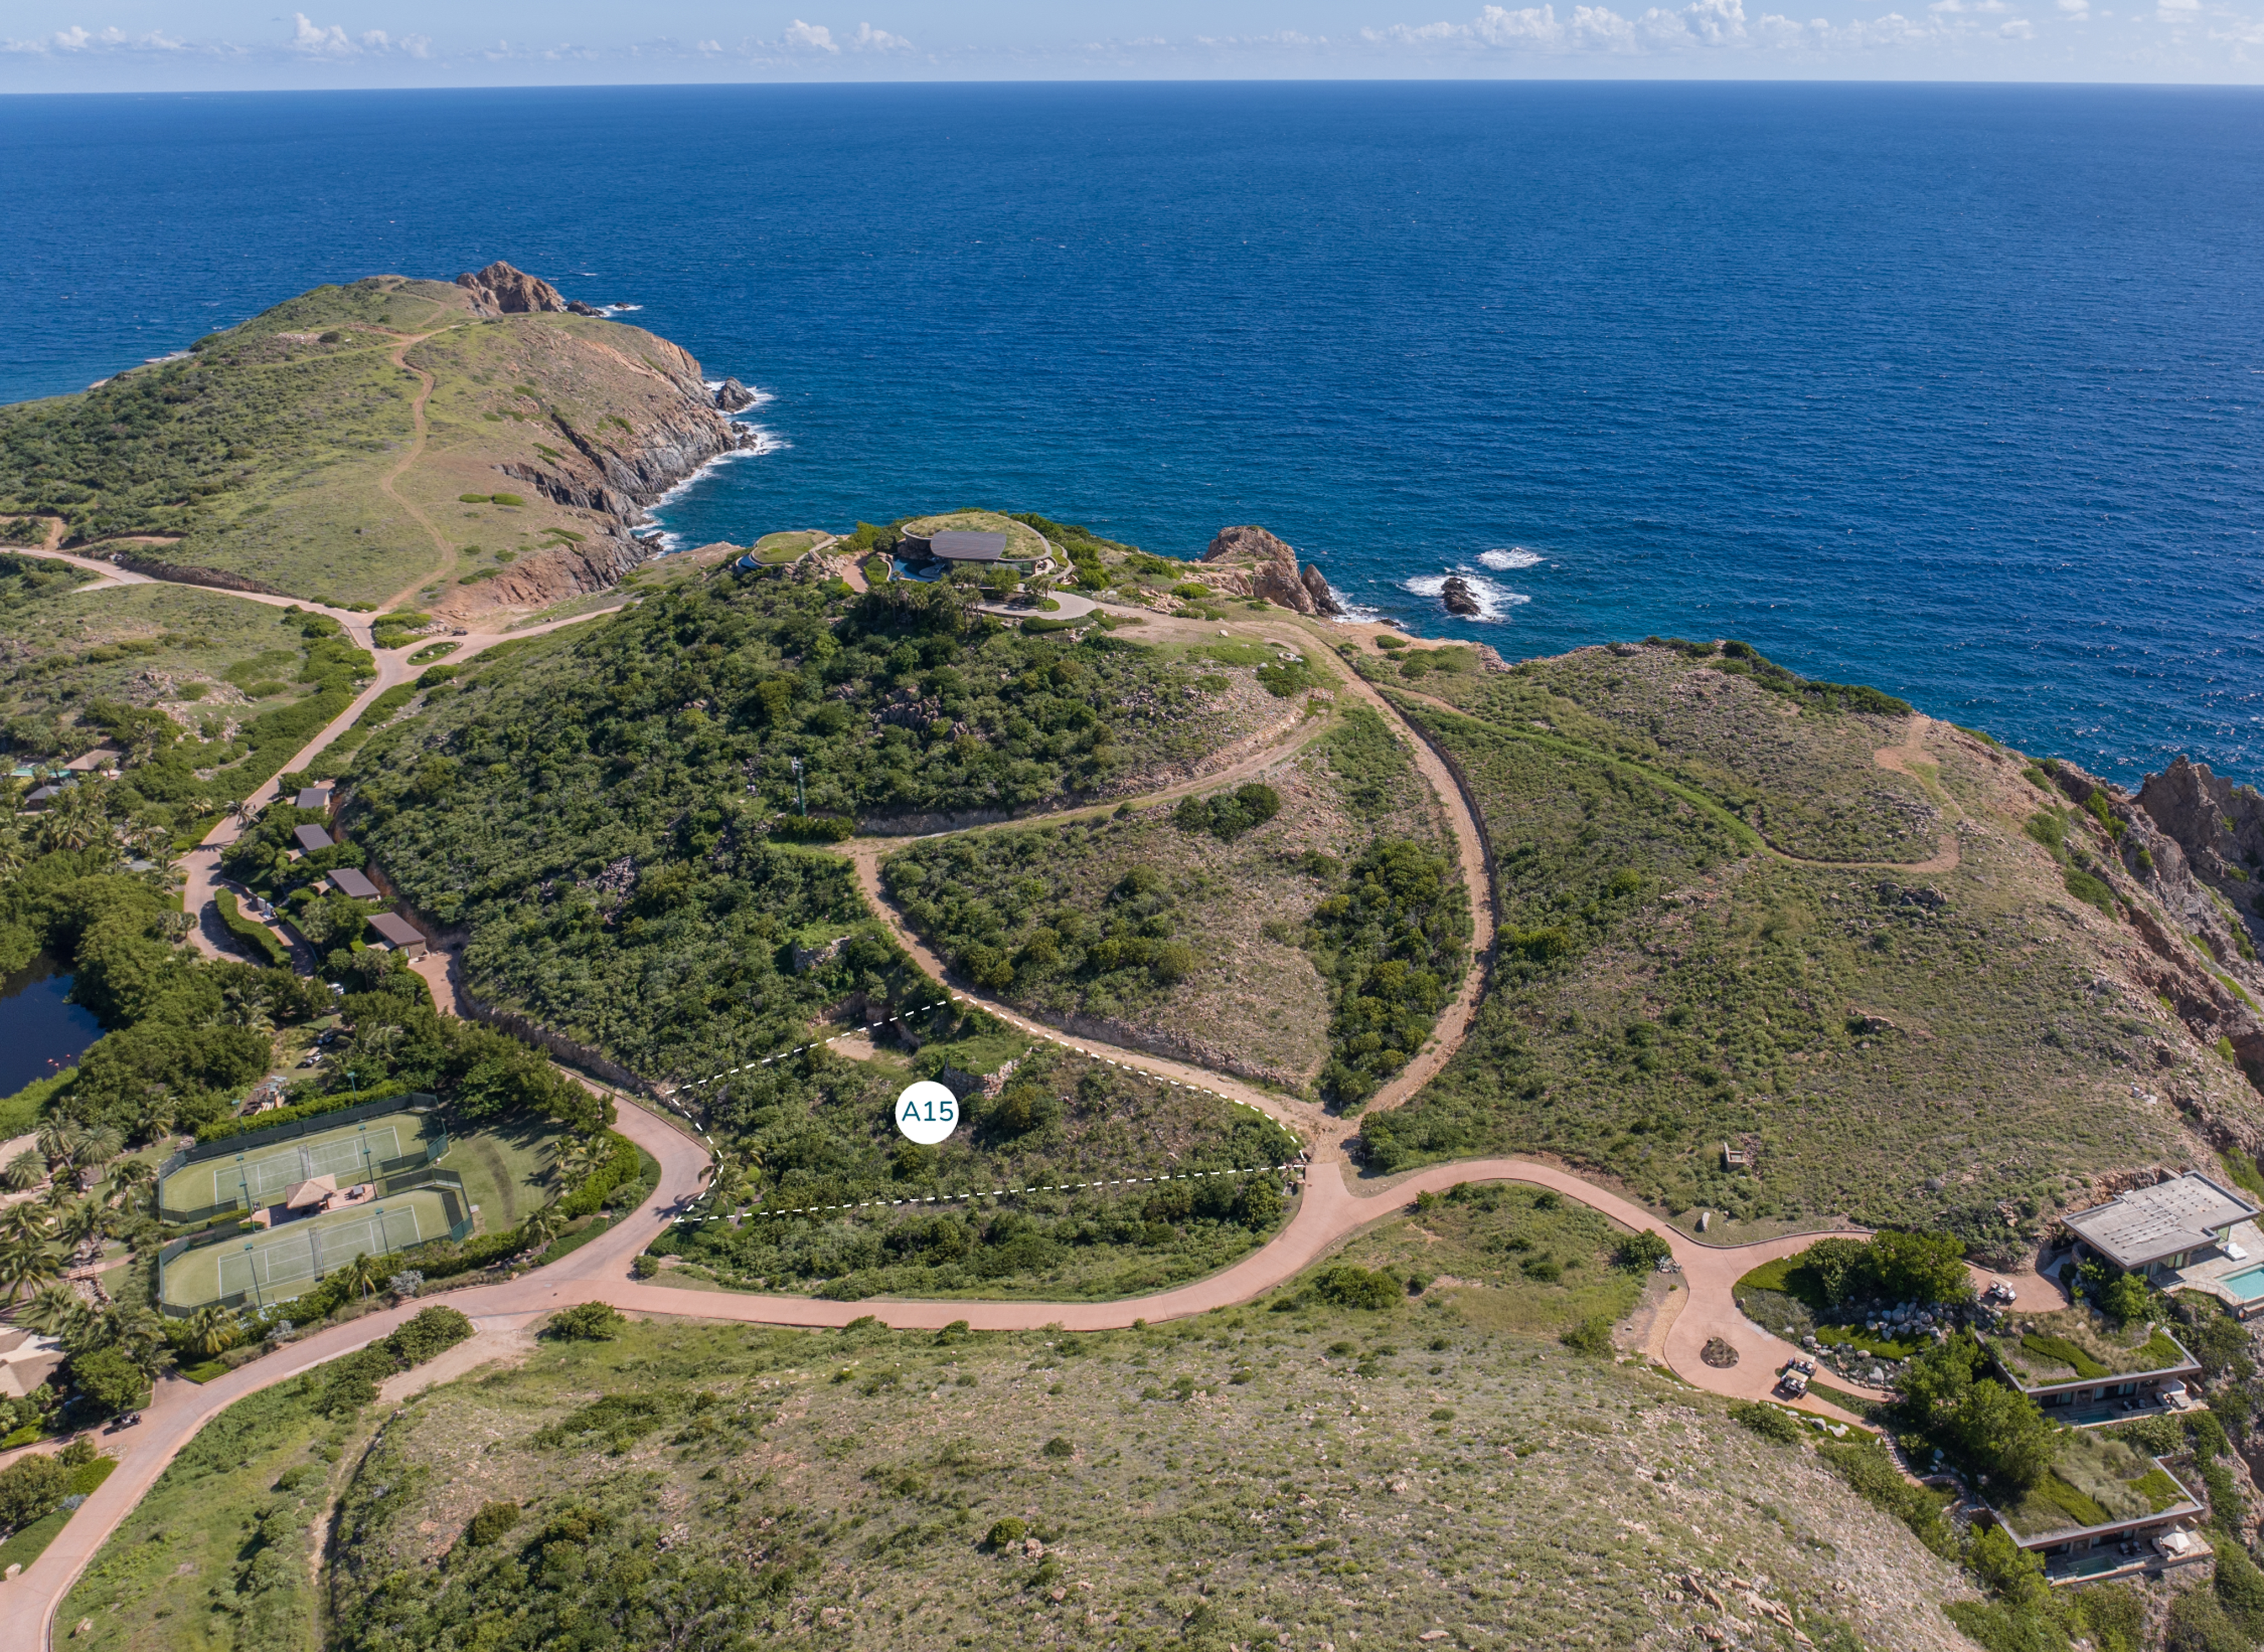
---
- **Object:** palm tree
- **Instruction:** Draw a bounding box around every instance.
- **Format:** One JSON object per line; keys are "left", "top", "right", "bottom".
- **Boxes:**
{"left": 522, "top": 1203, "right": 565, "bottom": 1251}
{"left": 41, "top": 1174, "right": 78, "bottom": 1211}
{"left": 182, "top": 1305, "right": 239, "bottom": 1359}
{"left": 347, "top": 1022, "right": 403, "bottom": 1074}
{"left": 35, "top": 1121, "right": 85, "bottom": 1176}
{"left": 1, "top": 1149, "right": 44, "bottom": 1192}
{"left": 107, "top": 1158, "right": 155, "bottom": 1210}
{"left": 93, "top": 1304, "right": 167, "bottom": 1373}
{"left": 345, "top": 1252, "right": 381, "bottom": 1301}
{"left": 19, "top": 1280, "right": 85, "bottom": 1338}
{"left": 0, "top": 1202, "right": 51, "bottom": 1246}
{"left": 73, "top": 1125, "right": 123, "bottom": 1172}
{"left": 56, "top": 1199, "right": 107, "bottom": 1254}
{"left": 0, "top": 1239, "right": 60, "bottom": 1304}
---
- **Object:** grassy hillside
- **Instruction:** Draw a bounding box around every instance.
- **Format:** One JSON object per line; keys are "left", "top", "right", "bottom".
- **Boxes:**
{"left": 0, "top": 273, "right": 741, "bottom": 612}
{"left": 0, "top": 580, "right": 374, "bottom": 828}
{"left": 882, "top": 702, "right": 1464, "bottom": 1094}
{"left": 1354, "top": 639, "right": 2263, "bottom": 1253}
{"left": 272, "top": 1267, "right": 1983, "bottom": 1652}
{"left": 342, "top": 572, "right": 1293, "bottom": 1085}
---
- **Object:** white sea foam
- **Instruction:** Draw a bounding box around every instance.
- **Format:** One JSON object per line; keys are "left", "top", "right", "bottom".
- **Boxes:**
{"left": 1477, "top": 547, "right": 1542, "bottom": 571}
{"left": 646, "top": 401, "right": 789, "bottom": 549}
{"left": 1397, "top": 568, "right": 1531, "bottom": 623}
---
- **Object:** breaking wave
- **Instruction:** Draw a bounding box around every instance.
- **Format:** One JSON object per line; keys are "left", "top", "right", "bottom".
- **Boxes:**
{"left": 1477, "top": 547, "right": 1542, "bottom": 571}
{"left": 1397, "top": 569, "right": 1531, "bottom": 623}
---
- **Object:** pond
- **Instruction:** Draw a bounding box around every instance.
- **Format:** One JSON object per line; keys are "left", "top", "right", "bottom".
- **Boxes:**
{"left": 0, "top": 952, "right": 104, "bottom": 1098}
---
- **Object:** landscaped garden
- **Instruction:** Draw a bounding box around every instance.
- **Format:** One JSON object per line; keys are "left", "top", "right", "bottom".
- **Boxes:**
{"left": 1982, "top": 1308, "right": 2193, "bottom": 1388}
{"left": 1984, "top": 1427, "right": 2198, "bottom": 1540}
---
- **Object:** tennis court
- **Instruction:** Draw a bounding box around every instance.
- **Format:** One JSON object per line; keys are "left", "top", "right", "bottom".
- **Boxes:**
{"left": 160, "top": 1110, "right": 434, "bottom": 1220}
{"left": 159, "top": 1185, "right": 457, "bottom": 1310}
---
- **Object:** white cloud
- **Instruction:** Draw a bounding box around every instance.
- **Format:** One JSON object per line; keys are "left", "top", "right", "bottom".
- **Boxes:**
{"left": 848, "top": 22, "right": 912, "bottom": 51}
{"left": 291, "top": 13, "right": 357, "bottom": 54}
{"left": 2056, "top": 0, "right": 2089, "bottom": 13}
{"left": 783, "top": 19, "right": 838, "bottom": 51}
{"left": 1999, "top": 15, "right": 2036, "bottom": 32}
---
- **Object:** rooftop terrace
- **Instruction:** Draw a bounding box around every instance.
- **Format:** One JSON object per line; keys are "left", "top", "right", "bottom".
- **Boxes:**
{"left": 2062, "top": 1173, "right": 2258, "bottom": 1272}
{"left": 1989, "top": 1430, "right": 2199, "bottom": 1543}
{"left": 1982, "top": 1310, "right": 2197, "bottom": 1391}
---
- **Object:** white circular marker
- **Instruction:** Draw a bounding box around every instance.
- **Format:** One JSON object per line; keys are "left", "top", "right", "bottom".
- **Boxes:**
{"left": 894, "top": 1080, "right": 960, "bottom": 1145}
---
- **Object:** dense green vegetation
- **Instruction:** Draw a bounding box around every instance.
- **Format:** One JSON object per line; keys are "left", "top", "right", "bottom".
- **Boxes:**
{"left": 653, "top": 1034, "right": 1296, "bottom": 1300}
{"left": 345, "top": 571, "right": 1275, "bottom": 1085}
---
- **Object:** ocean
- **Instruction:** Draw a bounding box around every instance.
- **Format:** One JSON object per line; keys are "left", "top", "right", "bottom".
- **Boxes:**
{"left": 3, "top": 81, "right": 2260, "bottom": 785}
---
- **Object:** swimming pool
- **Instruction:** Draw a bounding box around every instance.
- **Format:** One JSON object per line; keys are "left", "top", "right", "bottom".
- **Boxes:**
{"left": 2219, "top": 1265, "right": 2264, "bottom": 1303}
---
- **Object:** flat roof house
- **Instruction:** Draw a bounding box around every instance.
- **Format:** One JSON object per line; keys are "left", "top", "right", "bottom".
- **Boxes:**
{"left": 293, "top": 824, "right": 336, "bottom": 853}
{"left": 2062, "top": 1173, "right": 2260, "bottom": 1277}
{"left": 366, "top": 911, "right": 428, "bottom": 959}
{"left": 1980, "top": 1311, "right": 2201, "bottom": 1426}
{"left": 1980, "top": 1429, "right": 2209, "bottom": 1587}
{"left": 924, "top": 529, "right": 1011, "bottom": 563}
{"left": 326, "top": 867, "right": 381, "bottom": 900}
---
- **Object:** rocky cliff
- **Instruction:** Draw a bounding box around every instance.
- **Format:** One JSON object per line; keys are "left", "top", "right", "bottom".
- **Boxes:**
{"left": 454, "top": 261, "right": 569, "bottom": 316}
{"left": 1200, "top": 525, "right": 1345, "bottom": 617}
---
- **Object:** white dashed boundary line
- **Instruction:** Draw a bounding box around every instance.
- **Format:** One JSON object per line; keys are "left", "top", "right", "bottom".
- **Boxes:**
{"left": 654, "top": 990, "right": 1301, "bottom": 1146}
{"left": 676, "top": 1161, "right": 1303, "bottom": 1223}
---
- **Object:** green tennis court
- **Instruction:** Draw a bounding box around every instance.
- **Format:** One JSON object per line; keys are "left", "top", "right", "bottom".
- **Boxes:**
{"left": 159, "top": 1186, "right": 457, "bottom": 1310}
{"left": 160, "top": 1110, "right": 436, "bottom": 1219}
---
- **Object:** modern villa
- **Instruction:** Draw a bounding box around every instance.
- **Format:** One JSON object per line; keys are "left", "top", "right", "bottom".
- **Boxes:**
{"left": 2056, "top": 1171, "right": 2264, "bottom": 1318}
{"left": 901, "top": 527, "right": 1057, "bottom": 577}
{"left": 1978, "top": 1428, "right": 2209, "bottom": 1587}
{"left": 1980, "top": 1311, "right": 2201, "bottom": 1426}
{"left": 367, "top": 911, "right": 428, "bottom": 959}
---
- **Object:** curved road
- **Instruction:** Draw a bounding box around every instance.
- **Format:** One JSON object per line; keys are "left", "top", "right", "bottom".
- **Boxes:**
{"left": 0, "top": 583, "right": 1900, "bottom": 1648}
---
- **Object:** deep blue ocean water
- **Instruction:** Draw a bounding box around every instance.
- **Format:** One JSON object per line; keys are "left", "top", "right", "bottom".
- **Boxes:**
{"left": 3, "top": 82, "right": 2260, "bottom": 784}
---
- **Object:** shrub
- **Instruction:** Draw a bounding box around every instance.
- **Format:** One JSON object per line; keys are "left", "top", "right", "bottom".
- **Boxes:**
{"left": 1728, "top": 1401, "right": 1802, "bottom": 1444}
{"left": 984, "top": 1517, "right": 1028, "bottom": 1549}
{"left": 0, "top": 1450, "right": 69, "bottom": 1535}
{"left": 771, "top": 813, "right": 857, "bottom": 843}
{"left": 1374, "top": 633, "right": 1407, "bottom": 650}
{"left": 1560, "top": 1316, "right": 1615, "bottom": 1357}
{"left": 1615, "top": 1229, "right": 1673, "bottom": 1272}
{"left": 545, "top": 1302, "right": 625, "bottom": 1341}
{"left": 632, "top": 1254, "right": 661, "bottom": 1279}
{"left": 2064, "top": 868, "right": 2115, "bottom": 914}
{"left": 2213, "top": 1536, "right": 2264, "bottom": 1633}
{"left": 1041, "top": 1436, "right": 1073, "bottom": 1459}
{"left": 462, "top": 1501, "right": 522, "bottom": 1548}
{"left": 2168, "top": 1590, "right": 2250, "bottom": 1652}
{"left": 71, "top": 1346, "right": 150, "bottom": 1415}
{"left": 385, "top": 1305, "right": 474, "bottom": 1366}
{"left": 1310, "top": 1265, "right": 1402, "bottom": 1310}
{"left": 1173, "top": 783, "right": 1281, "bottom": 842}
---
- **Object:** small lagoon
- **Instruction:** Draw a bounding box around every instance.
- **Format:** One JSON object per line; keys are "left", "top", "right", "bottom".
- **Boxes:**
{"left": 0, "top": 952, "right": 103, "bottom": 1097}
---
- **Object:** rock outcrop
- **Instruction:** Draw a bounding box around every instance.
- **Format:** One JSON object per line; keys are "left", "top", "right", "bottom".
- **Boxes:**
{"left": 1201, "top": 525, "right": 1344, "bottom": 617}
{"left": 714, "top": 378, "right": 757, "bottom": 412}
{"left": 454, "top": 261, "right": 568, "bottom": 316}
{"left": 1440, "top": 576, "right": 1481, "bottom": 617}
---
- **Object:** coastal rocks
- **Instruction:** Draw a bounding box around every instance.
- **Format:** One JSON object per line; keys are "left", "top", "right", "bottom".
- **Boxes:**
{"left": 714, "top": 378, "right": 758, "bottom": 412}
{"left": 1201, "top": 525, "right": 1344, "bottom": 617}
{"left": 2138, "top": 757, "right": 2264, "bottom": 896}
{"left": 1439, "top": 575, "right": 1481, "bottom": 617}
{"left": 565, "top": 300, "right": 603, "bottom": 317}
{"left": 454, "top": 260, "right": 568, "bottom": 315}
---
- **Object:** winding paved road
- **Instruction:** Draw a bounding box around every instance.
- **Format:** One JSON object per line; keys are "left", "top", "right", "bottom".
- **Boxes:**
{"left": 0, "top": 573, "right": 1905, "bottom": 1649}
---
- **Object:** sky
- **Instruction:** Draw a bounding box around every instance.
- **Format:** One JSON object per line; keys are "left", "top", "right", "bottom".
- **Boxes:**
{"left": 2, "top": 0, "right": 2260, "bottom": 89}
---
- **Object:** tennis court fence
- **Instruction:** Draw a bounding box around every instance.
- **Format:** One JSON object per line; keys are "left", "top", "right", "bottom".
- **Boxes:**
{"left": 158, "top": 1095, "right": 443, "bottom": 1225}
{"left": 158, "top": 1167, "right": 473, "bottom": 1318}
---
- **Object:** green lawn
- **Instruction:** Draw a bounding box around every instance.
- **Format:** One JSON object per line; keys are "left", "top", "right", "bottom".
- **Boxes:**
{"left": 437, "top": 1119, "right": 560, "bottom": 1233}
{"left": 752, "top": 530, "right": 820, "bottom": 563}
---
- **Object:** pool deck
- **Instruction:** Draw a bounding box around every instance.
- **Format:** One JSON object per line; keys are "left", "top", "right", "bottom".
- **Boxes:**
{"left": 2168, "top": 1219, "right": 2264, "bottom": 1315}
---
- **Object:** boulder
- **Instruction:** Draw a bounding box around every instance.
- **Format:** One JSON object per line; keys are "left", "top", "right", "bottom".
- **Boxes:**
{"left": 1440, "top": 576, "right": 1481, "bottom": 617}
{"left": 1202, "top": 525, "right": 1343, "bottom": 617}
{"left": 565, "top": 300, "right": 602, "bottom": 317}
{"left": 454, "top": 261, "right": 568, "bottom": 316}
{"left": 714, "top": 377, "right": 757, "bottom": 412}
